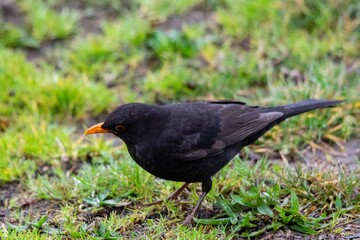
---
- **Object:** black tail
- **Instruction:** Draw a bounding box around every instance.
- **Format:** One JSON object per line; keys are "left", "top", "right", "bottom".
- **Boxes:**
{"left": 271, "top": 99, "right": 342, "bottom": 120}
{"left": 241, "top": 99, "right": 342, "bottom": 148}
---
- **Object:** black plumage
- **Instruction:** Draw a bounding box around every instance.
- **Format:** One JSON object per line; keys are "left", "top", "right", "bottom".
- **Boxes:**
{"left": 84, "top": 99, "right": 341, "bottom": 225}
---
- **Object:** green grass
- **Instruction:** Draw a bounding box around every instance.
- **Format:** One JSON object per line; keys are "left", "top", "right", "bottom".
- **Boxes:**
{"left": 0, "top": 0, "right": 359, "bottom": 238}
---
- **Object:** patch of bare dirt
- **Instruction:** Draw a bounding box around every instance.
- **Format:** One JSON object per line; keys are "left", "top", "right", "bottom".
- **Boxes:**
{"left": 0, "top": 182, "right": 60, "bottom": 225}
{"left": 262, "top": 218, "right": 360, "bottom": 240}
{"left": 294, "top": 138, "right": 360, "bottom": 173}
{"left": 78, "top": 9, "right": 119, "bottom": 35}
{"left": 34, "top": 158, "right": 85, "bottom": 177}
{"left": 77, "top": 205, "right": 130, "bottom": 224}
{"left": 252, "top": 138, "right": 360, "bottom": 173}
{"left": 0, "top": 0, "right": 24, "bottom": 26}
{"left": 0, "top": 182, "right": 20, "bottom": 223}
{"left": 17, "top": 199, "right": 61, "bottom": 224}
{"left": 156, "top": 9, "right": 214, "bottom": 32}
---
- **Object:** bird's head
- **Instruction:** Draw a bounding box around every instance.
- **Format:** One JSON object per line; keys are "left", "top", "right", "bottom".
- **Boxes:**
{"left": 84, "top": 103, "right": 163, "bottom": 141}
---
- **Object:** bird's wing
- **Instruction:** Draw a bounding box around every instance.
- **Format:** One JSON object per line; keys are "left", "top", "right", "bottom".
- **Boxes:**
{"left": 158, "top": 103, "right": 225, "bottom": 161}
{"left": 158, "top": 102, "right": 283, "bottom": 161}
{"left": 209, "top": 102, "right": 284, "bottom": 147}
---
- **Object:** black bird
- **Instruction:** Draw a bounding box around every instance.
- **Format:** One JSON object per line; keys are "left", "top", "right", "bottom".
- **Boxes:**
{"left": 84, "top": 99, "right": 341, "bottom": 225}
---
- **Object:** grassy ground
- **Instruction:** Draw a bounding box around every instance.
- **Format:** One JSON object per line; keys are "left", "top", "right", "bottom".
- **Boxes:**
{"left": 0, "top": 0, "right": 359, "bottom": 239}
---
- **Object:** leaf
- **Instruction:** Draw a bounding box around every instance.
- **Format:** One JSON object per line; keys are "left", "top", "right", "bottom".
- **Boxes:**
{"left": 257, "top": 205, "right": 274, "bottom": 217}
{"left": 84, "top": 197, "right": 100, "bottom": 207}
{"left": 289, "top": 224, "right": 317, "bottom": 234}
{"left": 32, "top": 215, "right": 47, "bottom": 228}
{"left": 98, "top": 191, "right": 110, "bottom": 201}
{"left": 42, "top": 226, "right": 62, "bottom": 234}
{"left": 6, "top": 222, "right": 28, "bottom": 231}
{"left": 276, "top": 206, "right": 294, "bottom": 224}
{"left": 335, "top": 193, "right": 342, "bottom": 209}
{"left": 290, "top": 191, "right": 299, "bottom": 212}
{"left": 217, "top": 198, "right": 238, "bottom": 224}
{"left": 101, "top": 199, "right": 118, "bottom": 207}
{"left": 239, "top": 213, "right": 257, "bottom": 228}
{"left": 242, "top": 222, "right": 284, "bottom": 237}
{"left": 231, "top": 195, "right": 249, "bottom": 207}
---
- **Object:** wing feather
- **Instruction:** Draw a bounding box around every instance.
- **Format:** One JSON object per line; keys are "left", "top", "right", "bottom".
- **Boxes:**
{"left": 158, "top": 102, "right": 283, "bottom": 162}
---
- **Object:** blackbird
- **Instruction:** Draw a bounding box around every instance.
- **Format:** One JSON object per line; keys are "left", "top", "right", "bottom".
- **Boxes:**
{"left": 84, "top": 99, "right": 341, "bottom": 225}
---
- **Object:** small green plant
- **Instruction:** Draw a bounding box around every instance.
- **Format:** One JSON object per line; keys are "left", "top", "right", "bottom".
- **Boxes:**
{"left": 84, "top": 190, "right": 130, "bottom": 208}
{"left": 102, "top": 14, "right": 150, "bottom": 46}
{"left": 147, "top": 30, "right": 199, "bottom": 60}
{"left": 0, "top": 22, "right": 39, "bottom": 48}
{"left": 6, "top": 215, "right": 61, "bottom": 234}
{"left": 21, "top": 0, "right": 80, "bottom": 41}
{"left": 70, "top": 222, "right": 121, "bottom": 239}
{"left": 144, "top": 60, "right": 201, "bottom": 102}
{"left": 139, "top": 0, "right": 201, "bottom": 20}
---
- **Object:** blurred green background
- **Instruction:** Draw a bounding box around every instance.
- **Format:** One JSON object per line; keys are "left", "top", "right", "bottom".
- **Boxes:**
{"left": 0, "top": 0, "right": 359, "bottom": 238}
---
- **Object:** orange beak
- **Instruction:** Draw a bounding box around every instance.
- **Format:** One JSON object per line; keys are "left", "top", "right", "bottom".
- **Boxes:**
{"left": 83, "top": 122, "right": 110, "bottom": 135}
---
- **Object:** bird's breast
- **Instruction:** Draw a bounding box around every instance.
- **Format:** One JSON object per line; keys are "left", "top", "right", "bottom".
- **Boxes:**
{"left": 127, "top": 143, "right": 159, "bottom": 174}
{"left": 126, "top": 142, "right": 242, "bottom": 183}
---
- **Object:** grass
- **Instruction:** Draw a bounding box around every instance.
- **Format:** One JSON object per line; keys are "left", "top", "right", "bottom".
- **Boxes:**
{"left": 0, "top": 0, "right": 359, "bottom": 238}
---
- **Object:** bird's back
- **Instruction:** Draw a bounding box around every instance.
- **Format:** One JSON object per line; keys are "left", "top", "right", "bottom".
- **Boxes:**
{"left": 125, "top": 100, "right": 340, "bottom": 182}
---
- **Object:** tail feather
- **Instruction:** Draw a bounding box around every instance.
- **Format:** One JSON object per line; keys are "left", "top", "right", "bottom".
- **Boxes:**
{"left": 270, "top": 99, "right": 342, "bottom": 119}
{"left": 240, "top": 99, "right": 342, "bottom": 148}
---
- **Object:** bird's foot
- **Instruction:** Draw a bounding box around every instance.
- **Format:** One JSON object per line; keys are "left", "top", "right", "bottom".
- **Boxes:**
{"left": 181, "top": 187, "right": 210, "bottom": 227}
{"left": 181, "top": 215, "right": 194, "bottom": 226}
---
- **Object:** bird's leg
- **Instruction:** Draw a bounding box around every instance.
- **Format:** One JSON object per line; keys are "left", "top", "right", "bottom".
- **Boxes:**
{"left": 143, "top": 182, "right": 190, "bottom": 206}
{"left": 182, "top": 178, "right": 212, "bottom": 226}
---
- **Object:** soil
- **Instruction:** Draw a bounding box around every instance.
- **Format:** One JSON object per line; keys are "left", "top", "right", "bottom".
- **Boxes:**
{"left": 0, "top": 0, "right": 24, "bottom": 26}
{"left": 0, "top": 182, "right": 61, "bottom": 225}
{"left": 155, "top": 7, "right": 215, "bottom": 32}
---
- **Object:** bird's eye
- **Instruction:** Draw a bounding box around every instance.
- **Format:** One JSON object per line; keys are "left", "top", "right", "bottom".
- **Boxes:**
{"left": 115, "top": 125, "right": 125, "bottom": 132}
